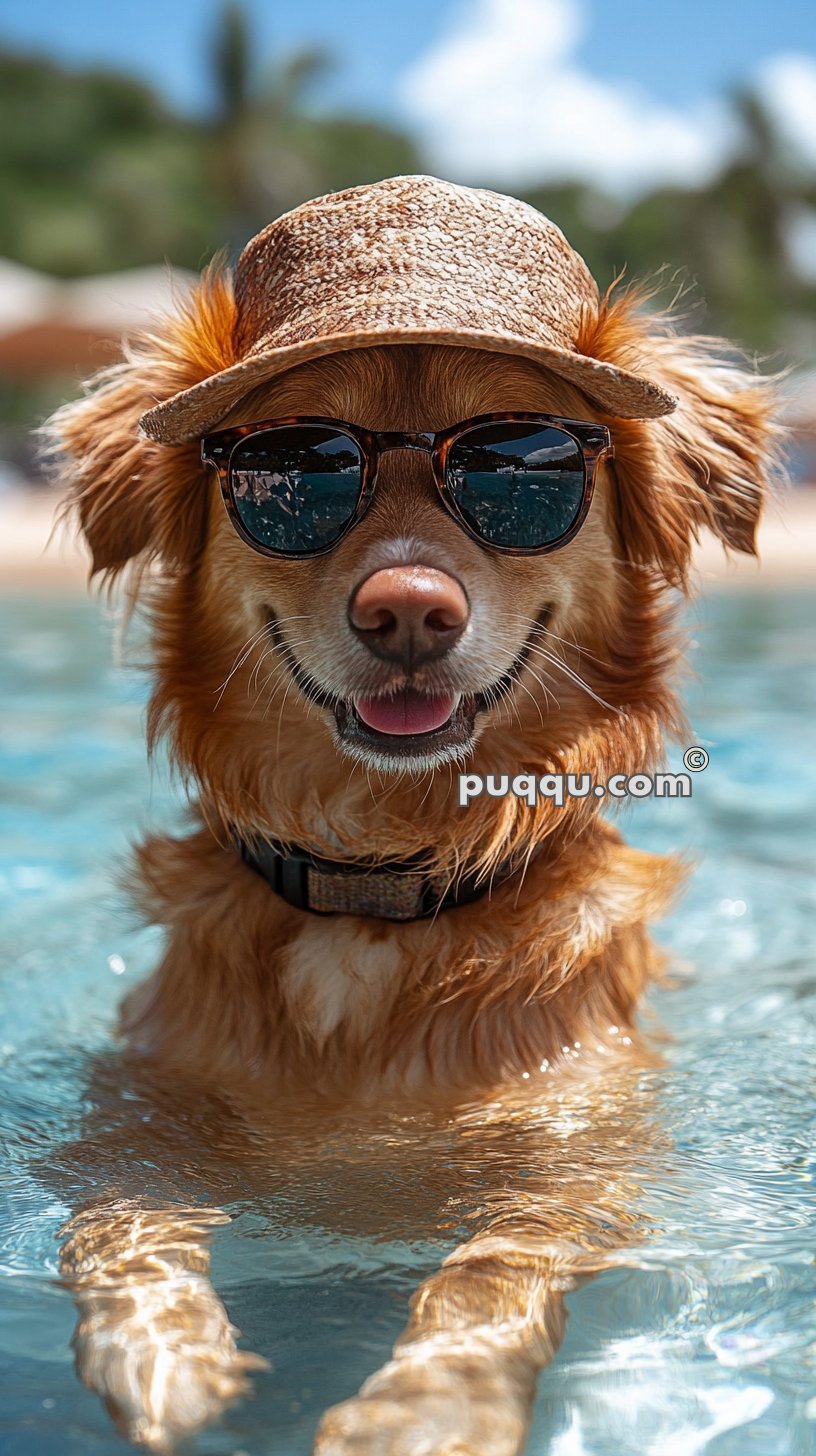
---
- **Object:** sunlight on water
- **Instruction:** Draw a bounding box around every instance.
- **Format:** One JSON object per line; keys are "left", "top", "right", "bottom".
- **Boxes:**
{"left": 0, "top": 592, "right": 814, "bottom": 1455}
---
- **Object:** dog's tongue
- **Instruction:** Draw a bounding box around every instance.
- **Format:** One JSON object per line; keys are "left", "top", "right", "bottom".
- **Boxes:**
{"left": 355, "top": 689, "right": 456, "bottom": 736}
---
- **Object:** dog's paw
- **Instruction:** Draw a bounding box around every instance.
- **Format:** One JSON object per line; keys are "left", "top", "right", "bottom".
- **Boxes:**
{"left": 72, "top": 1268, "right": 267, "bottom": 1452}
{"left": 313, "top": 1348, "right": 532, "bottom": 1456}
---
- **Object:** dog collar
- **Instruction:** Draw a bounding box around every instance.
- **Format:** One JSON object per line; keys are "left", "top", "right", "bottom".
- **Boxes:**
{"left": 235, "top": 834, "right": 520, "bottom": 921}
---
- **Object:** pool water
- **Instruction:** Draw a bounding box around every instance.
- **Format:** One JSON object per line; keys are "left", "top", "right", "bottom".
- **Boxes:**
{"left": 1, "top": 591, "right": 814, "bottom": 1456}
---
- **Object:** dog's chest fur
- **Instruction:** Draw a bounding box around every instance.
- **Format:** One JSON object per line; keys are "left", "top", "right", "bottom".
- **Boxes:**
{"left": 278, "top": 918, "right": 406, "bottom": 1051}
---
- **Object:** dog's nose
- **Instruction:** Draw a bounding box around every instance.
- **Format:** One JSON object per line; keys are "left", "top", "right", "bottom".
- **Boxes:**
{"left": 349, "top": 565, "right": 469, "bottom": 666}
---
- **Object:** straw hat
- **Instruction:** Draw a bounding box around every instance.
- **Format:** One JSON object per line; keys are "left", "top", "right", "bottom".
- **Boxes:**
{"left": 140, "top": 174, "right": 676, "bottom": 444}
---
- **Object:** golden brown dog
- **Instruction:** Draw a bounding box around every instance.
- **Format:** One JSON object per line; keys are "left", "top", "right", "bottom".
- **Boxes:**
{"left": 47, "top": 255, "right": 778, "bottom": 1454}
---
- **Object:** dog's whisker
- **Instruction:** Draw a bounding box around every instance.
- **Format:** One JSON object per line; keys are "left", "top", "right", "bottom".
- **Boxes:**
{"left": 213, "top": 622, "right": 274, "bottom": 709}
{"left": 214, "top": 614, "right": 317, "bottom": 712}
{"left": 522, "top": 644, "right": 616, "bottom": 712}
{"left": 500, "top": 611, "right": 613, "bottom": 670}
{"left": 535, "top": 626, "right": 611, "bottom": 671}
{"left": 252, "top": 656, "right": 293, "bottom": 709}
{"left": 512, "top": 679, "right": 548, "bottom": 725}
{"left": 517, "top": 662, "right": 561, "bottom": 714}
{"left": 416, "top": 766, "right": 438, "bottom": 813}
{"left": 273, "top": 669, "right": 299, "bottom": 749}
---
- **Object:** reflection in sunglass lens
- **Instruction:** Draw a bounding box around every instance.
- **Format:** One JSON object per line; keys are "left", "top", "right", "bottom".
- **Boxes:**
{"left": 447, "top": 423, "right": 586, "bottom": 549}
{"left": 229, "top": 426, "right": 363, "bottom": 554}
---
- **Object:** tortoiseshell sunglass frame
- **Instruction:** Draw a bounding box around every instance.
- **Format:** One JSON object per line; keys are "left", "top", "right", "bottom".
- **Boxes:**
{"left": 200, "top": 412, "right": 615, "bottom": 560}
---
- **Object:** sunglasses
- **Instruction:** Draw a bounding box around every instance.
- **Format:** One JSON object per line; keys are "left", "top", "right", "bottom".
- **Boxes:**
{"left": 200, "top": 413, "right": 614, "bottom": 560}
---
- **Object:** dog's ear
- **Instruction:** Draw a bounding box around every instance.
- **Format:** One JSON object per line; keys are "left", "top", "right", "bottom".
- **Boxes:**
{"left": 579, "top": 285, "right": 783, "bottom": 588}
{"left": 43, "top": 261, "right": 238, "bottom": 583}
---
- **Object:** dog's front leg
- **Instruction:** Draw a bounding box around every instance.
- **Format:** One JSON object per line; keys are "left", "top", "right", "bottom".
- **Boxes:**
{"left": 314, "top": 1213, "right": 602, "bottom": 1456}
{"left": 59, "top": 1200, "right": 266, "bottom": 1452}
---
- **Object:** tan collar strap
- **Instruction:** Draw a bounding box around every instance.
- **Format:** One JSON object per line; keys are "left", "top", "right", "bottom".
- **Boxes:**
{"left": 235, "top": 834, "right": 519, "bottom": 921}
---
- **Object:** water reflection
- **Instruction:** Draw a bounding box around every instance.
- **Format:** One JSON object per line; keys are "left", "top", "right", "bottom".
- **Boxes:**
{"left": 47, "top": 1053, "right": 667, "bottom": 1450}
{"left": 1, "top": 593, "right": 815, "bottom": 1454}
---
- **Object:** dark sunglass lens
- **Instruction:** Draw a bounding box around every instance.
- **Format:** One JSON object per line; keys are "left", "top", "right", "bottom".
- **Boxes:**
{"left": 229, "top": 426, "right": 363, "bottom": 554}
{"left": 447, "top": 423, "right": 586, "bottom": 549}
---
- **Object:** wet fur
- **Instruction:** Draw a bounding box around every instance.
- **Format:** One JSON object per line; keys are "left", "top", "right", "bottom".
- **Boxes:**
{"left": 46, "top": 267, "right": 779, "bottom": 1099}
{"left": 45, "top": 261, "right": 781, "bottom": 1450}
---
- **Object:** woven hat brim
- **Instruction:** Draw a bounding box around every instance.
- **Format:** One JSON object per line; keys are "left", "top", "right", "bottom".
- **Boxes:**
{"left": 139, "top": 326, "right": 677, "bottom": 444}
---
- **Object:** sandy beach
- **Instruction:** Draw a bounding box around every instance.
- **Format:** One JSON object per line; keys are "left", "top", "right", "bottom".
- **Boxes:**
{"left": 0, "top": 484, "right": 813, "bottom": 593}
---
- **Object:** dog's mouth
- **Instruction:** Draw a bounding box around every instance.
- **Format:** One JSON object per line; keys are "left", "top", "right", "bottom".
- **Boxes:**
{"left": 335, "top": 688, "right": 477, "bottom": 763}
{"left": 266, "top": 611, "right": 548, "bottom": 769}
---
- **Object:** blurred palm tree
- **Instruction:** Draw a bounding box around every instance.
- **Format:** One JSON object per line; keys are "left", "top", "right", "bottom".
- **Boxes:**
{"left": 0, "top": 49, "right": 214, "bottom": 276}
{"left": 208, "top": 2, "right": 421, "bottom": 249}
{"left": 698, "top": 88, "right": 815, "bottom": 348}
{"left": 0, "top": 17, "right": 812, "bottom": 358}
{"left": 523, "top": 86, "right": 816, "bottom": 354}
{"left": 0, "top": 9, "right": 421, "bottom": 277}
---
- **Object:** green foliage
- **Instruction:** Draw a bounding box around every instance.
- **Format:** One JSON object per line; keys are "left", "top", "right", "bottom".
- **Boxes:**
{"left": 0, "top": 49, "right": 217, "bottom": 275}
{"left": 0, "top": 8, "right": 812, "bottom": 360}
{"left": 0, "top": 11, "right": 424, "bottom": 278}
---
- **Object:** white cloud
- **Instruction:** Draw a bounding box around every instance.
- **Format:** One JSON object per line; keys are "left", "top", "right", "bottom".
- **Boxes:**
{"left": 757, "top": 54, "right": 816, "bottom": 170}
{"left": 397, "top": 0, "right": 809, "bottom": 197}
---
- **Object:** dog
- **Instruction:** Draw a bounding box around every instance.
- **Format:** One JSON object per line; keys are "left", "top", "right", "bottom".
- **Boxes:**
{"left": 45, "top": 176, "right": 779, "bottom": 1454}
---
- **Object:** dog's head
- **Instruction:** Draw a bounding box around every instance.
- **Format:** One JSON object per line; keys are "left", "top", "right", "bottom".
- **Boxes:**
{"left": 45, "top": 268, "right": 780, "bottom": 865}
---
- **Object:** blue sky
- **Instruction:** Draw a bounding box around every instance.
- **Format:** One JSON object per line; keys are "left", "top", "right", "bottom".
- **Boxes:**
{"left": 2, "top": 0, "right": 814, "bottom": 194}
{"left": 2, "top": 0, "right": 812, "bottom": 117}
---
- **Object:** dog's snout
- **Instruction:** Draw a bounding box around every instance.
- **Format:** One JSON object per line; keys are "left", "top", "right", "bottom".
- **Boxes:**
{"left": 349, "top": 565, "right": 469, "bottom": 667}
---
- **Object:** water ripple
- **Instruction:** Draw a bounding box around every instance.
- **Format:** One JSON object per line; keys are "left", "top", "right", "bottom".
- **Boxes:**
{"left": 1, "top": 592, "right": 814, "bottom": 1455}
